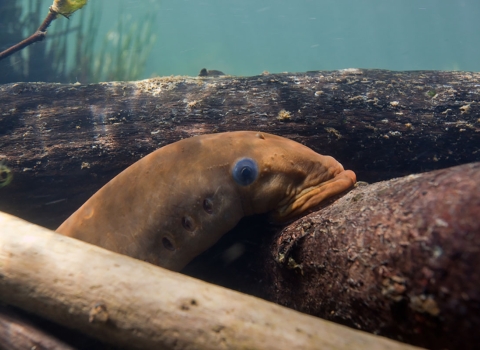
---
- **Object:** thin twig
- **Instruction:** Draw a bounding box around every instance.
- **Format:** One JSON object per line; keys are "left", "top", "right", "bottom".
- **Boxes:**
{"left": 0, "top": 7, "right": 59, "bottom": 62}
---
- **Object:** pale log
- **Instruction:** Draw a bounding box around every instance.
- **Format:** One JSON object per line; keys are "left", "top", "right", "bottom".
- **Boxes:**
{"left": 0, "top": 212, "right": 421, "bottom": 350}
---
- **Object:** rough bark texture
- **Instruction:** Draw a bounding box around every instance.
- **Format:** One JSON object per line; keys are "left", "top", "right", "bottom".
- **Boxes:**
{"left": 263, "top": 162, "right": 480, "bottom": 350}
{"left": 0, "top": 212, "right": 422, "bottom": 350}
{"left": 0, "top": 69, "right": 479, "bottom": 228}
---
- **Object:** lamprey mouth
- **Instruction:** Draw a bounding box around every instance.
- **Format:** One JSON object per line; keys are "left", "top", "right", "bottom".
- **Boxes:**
{"left": 274, "top": 170, "right": 356, "bottom": 221}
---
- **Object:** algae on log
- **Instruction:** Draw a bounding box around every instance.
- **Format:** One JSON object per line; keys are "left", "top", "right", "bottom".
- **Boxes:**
{"left": 0, "top": 69, "right": 479, "bottom": 228}
{"left": 0, "top": 211, "right": 422, "bottom": 350}
{"left": 263, "top": 162, "right": 480, "bottom": 350}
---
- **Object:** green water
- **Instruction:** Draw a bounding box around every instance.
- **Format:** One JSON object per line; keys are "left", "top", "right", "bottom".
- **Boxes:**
{"left": 1, "top": 0, "right": 479, "bottom": 83}
{"left": 147, "top": 0, "right": 480, "bottom": 76}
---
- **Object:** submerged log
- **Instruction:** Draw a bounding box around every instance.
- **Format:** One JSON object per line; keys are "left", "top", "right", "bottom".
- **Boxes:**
{"left": 263, "top": 162, "right": 480, "bottom": 350}
{"left": 0, "top": 305, "right": 75, "bottom": 350}
{"left": 0, "top": 70, "right": 479, "bottom": 228}
{"left": 0, "top": 211, "right": 421, "bottom": 350}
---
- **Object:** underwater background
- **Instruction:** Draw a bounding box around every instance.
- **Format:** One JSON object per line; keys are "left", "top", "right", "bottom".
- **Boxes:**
{"left": 1, "top": 2, "right": 480, "bottom": 349}
{"left": 1, "top": 0, "right": 479, "bottom": 84}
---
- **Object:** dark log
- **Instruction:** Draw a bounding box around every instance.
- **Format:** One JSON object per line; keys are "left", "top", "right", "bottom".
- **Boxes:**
{"left": 0, "top": 304, "right": 76, "bottom": 350}
{"left": 263, "top": 162, "right": 480, "bottom": 350}
{"left": 0, "top": 70, "right": 479, "bottom": 228}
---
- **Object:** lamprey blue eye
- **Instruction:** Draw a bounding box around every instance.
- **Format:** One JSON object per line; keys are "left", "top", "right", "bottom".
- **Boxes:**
{"left": 232, "top": 158, "right": 258, "bottom": 186}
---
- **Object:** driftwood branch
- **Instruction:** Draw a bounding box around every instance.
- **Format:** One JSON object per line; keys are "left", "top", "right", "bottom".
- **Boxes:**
{"left": 0, "top": 70, "right": 479, "bottom": 228}
{"left": 263, "top": 162, "right": 480, "bottom": 350}
{"left": 0, "top": 211, "right": 420, "bottom": 350}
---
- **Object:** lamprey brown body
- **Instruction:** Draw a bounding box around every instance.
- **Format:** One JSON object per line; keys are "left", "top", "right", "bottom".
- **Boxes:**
{"left": 56, "top": 131, "right": 356, "bottom": 271}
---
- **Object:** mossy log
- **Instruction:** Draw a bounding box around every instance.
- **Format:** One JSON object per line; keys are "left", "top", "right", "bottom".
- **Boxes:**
{"left": 263, "top": 162, "right": 480, "bottom": 350}
{"left": 0, "top": 211, "right": 421, "bottom": 350}
{"left": 0, "top": 69, "right": 479, "bottom": 228}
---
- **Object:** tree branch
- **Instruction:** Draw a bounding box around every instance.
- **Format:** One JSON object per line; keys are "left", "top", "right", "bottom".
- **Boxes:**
{"left": 0, "top": 8, "right": 58, "bottom": 61}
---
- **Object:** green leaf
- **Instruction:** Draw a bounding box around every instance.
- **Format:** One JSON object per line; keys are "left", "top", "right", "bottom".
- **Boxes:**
{"left": 51, "top": 0, "right": 88, "bottom": 18}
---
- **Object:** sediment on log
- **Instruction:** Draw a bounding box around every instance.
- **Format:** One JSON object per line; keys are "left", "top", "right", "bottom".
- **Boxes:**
{"left": 0, "top": 70, "right": 479, "bottom": 228}
{"left": 0, "top": 212, "right": 421, "bottom": 350}
{"left": 263, "top": 162, "right": 480, "bottom": 350}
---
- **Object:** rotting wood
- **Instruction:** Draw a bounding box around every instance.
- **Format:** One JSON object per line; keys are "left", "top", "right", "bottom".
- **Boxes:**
{"left": 262, "top": 162, "right": 480, "bottom": 350}
{"left": 0, "top": 211, "right": 422, "bottom": 350}
{"left": 0, "top": 70, "right": 479, "bottom": 228}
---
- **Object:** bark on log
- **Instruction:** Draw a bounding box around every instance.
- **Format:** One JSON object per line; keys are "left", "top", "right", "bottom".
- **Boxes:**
{"left": 0, "top": 305, "right": 76, "bottom": 350}
{"left": 263, "top": 162, "right": 480, "bottom": 350}
{"left": 0, "top": 212, "right": 421, "bottom": 350}
{"left": 0, "top": 70, "right": 479, "bottom": 228}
